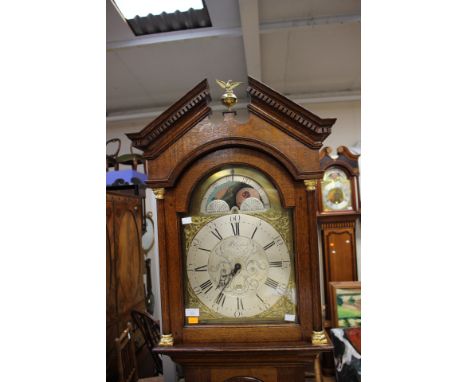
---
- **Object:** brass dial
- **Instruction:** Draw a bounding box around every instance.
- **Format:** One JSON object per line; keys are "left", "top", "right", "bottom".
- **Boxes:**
{"left": 186, "top": 213, "right": 291, "bottom": 318}
{"left": 321, "top": 167, "right": 353, "bottom": 211}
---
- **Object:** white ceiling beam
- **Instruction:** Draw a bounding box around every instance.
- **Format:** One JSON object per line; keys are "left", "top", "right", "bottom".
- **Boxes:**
{"left": 107, "top": 27, "right": 242, "bottom": 51}
{"left": 107, "top": 14, "right": 360, "bottom": 51}
{"left": 238, "top": 0, "right": 261, "bottom": 80}
{"left": 107, "top": 91, "right": 360, "bottom": 123}
{"left": 260, "top": 14, "right": 361, "bottom": 34}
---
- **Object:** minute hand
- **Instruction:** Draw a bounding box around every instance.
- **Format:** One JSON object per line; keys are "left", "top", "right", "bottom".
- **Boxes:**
{"left": 219, "top": 263, "right": 241, "bottom": 294}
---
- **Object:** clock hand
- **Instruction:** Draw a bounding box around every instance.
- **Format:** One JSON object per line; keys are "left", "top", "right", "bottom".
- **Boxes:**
{"left": 218, "top": 263, "right": 241, "bottom": 294}
{"left": 216, "top": 268, "right": 230, "bottom": 289}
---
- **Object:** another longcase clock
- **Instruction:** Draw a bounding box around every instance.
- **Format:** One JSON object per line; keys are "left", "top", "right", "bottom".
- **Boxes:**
{"left": 127, "top": 78, "right": 337, "bottom": 382}
{"left": 317, "top": 146, "right": 361, "bottom": 322}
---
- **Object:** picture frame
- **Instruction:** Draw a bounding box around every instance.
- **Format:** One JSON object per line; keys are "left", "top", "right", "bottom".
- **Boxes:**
{"left": 329, "top": 281, "right": 361, "bottom": 328}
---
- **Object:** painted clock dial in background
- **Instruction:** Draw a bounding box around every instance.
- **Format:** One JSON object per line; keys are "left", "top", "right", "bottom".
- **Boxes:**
{"left": 186, "top": 213, "right": 291, "bottom": 318}
{"left": 321, "top": 167, "right": 353, "bottom": 211}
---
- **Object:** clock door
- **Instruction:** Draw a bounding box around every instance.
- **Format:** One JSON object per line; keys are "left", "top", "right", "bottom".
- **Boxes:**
{"left": 160, "top": 146, "right": 316, "bottom": 345}
{"left": 322, "top": 222, "right": 358, "bottom": 318}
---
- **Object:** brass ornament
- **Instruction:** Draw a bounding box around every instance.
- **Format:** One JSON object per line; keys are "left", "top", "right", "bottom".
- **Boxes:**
{"left": 311, "top": 330, "right": 328, "bottom": 345}
{"left": 158, "top": 333, "right": 174, "bottom": 346}
{"left": 216, "top": 79, "right": 242, "bottom": 111}
{"left": 153, "top": 188, "right": 165, "bottom": 200}
{"left": 304, "top": 179, "right": 317, "bottom": 191}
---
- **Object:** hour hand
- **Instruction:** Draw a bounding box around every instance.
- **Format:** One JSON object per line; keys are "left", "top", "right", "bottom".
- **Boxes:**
{"left": 219, "top": 263, "right": 241, "bottom": 291}
{"left": 216, "top": 266, "right": 231, "bottom": 289}
{"left": 216, "top": 273, "right": 229, "bottom": 289}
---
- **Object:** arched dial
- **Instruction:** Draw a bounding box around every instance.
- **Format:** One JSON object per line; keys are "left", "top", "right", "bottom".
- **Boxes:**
{"left": 186, "top": 213, "right": 291, "bottom": 318}
{"left": 322, "top": 167, "right": 353, "bottom": 211}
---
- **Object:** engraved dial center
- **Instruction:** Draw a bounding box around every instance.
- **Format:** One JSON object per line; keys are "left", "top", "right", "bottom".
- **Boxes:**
{"left": 208, "top": 236, "right": 268, "bottom": 296}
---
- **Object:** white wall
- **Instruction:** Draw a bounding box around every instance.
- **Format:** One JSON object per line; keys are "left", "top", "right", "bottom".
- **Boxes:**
{"left": 107, "top": 100, "right": 360, "bottom": 381}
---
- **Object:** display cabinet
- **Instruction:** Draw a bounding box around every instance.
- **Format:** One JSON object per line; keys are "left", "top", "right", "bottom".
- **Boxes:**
{"left": 106, "top": 186, "right": 151, "bottom": 381}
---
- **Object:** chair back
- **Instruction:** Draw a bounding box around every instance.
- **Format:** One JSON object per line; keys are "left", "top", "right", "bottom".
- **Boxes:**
{"left": 106, "top": 138, "right": 121, "bottom": 171}
{"left": 115, "top": 322, "right": 139, "bottom": 382}
{"left": 131, "top": 310, "right": 164, "bottom": 375}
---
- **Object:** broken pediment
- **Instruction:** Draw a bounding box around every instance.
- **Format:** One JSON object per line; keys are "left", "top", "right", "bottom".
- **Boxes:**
{"left": 127, "top": 77, "right": 337, "bottom": 187}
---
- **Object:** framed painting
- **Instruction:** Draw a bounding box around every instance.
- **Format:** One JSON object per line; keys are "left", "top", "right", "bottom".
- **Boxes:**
{"left": 329, "top": 281, "right": 361, "bottom": 328}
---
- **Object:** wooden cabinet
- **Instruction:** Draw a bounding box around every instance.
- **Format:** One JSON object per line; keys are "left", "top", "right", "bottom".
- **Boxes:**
{"left": 106, "top": 188, "right": 146, "bottom": 382}
{"left": 321, "top": 221, "right": 358, "bottom": 318}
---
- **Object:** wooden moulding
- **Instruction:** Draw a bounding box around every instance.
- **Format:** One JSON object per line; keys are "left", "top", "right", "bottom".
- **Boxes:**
{"left": 319, "top": 145, "right": 360, "bottom": 176}
{"left": 127, "top": 78, "right": 337, "bottom": 189}
{"left": 247, "top": 77, "right": 336, "bottom": 148}
{"left": 126, "top": 79, "right": 212, "bottom": 153}
{"left": 143, "top": 114, "right": 327, "bottom": 188}
{"left": 153, "top": 341, "right": 333, "bottom": 364}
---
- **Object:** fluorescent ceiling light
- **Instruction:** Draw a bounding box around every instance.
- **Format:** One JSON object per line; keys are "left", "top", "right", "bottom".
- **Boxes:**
{"left": 114, "top": 0, "right": 204, "bottom": 19}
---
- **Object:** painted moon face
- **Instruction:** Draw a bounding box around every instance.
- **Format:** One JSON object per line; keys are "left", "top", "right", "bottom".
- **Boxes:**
{"left": 200, "top": 175, "right": 270, "bottom": 214}
{"left": 236, "top": 187, "right": 260, "bottom": 207}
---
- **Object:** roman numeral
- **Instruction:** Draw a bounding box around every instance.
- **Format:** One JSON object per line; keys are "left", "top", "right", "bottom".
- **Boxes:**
{"left": 200, "top": 279, "right": 213, "bottom": 294}
{"left": 211, "top": 228, "right": 223, "bottom": 241}
{"left": 263, "top": 241, "right": 275, "bottom": 250}
{"left": 265, "top": 277, "right": 279, "bottom": 289}
{"left": 251, "top": 226, "right": 258, "bottom": 239}
{"left": 194, "top": 265, "right": 208, "bottom": 272}
{"left": 256, "top": 293, "right": 265, "bottom": 303}
{"left": 198, "top": 247, "right": 211, "bottom": 252}
{"left": 237, "top": 297, "right": 244, "bottom": 310}
{"left": 214, "top": 292, "right": 226, "bottom": 306}
{"left": 269, "top": 261, "right": 283, "bottom": 268}
{"left": 231, "top": 221, "right": 240, "bottom": 236}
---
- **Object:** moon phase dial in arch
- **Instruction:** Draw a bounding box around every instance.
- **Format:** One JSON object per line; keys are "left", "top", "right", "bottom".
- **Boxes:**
{"left": 201, "top": 174, "right": 270, "bottom": 214}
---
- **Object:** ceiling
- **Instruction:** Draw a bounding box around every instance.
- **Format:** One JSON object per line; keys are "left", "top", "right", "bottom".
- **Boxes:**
{"left": 107, "top": 0, "right": 360, "bottom": 120}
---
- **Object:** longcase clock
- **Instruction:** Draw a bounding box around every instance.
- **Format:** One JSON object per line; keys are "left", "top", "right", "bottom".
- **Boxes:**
{"left": 127, "top": 78, "right": 337, "bottom": 382}
{"left": 317, "top": 146, "right": 361, "bottom": 322}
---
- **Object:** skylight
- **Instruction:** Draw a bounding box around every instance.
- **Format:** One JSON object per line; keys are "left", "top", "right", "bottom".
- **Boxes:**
{"left": 114, "top": 0, "right": 204, "bottom": 19}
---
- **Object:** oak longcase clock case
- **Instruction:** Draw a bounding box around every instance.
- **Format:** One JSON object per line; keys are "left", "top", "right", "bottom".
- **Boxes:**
{"left": 318, "top": 146, "right": 361, "bottom": 322}
{"left": 127, "top": 78, "right": 337, "bottom": 382}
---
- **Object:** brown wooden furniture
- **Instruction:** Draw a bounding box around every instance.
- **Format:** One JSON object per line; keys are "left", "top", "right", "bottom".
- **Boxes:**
{"left": 107, "top": 187, "right": 149, "bottom": 381}
{"left": 115, "top": 322, "right": 165, "bottom": 382}
{"left": 318, "top": 146, "right": 361, "bottom": 322}
{"left": 127, "top": 77, "right": 337, "bottom": 382}
{"left": 131, "top": 310, "right": 164, "bottom": 376}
